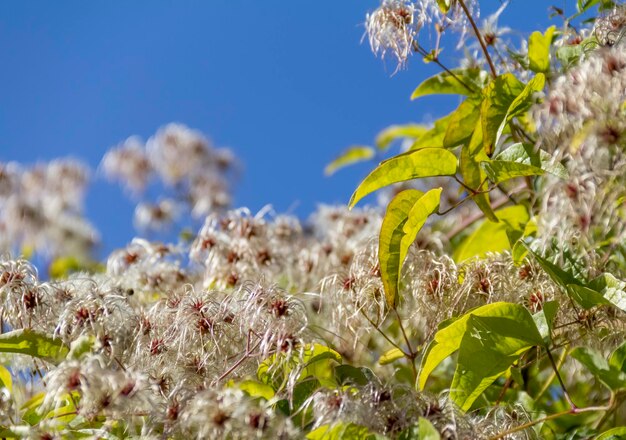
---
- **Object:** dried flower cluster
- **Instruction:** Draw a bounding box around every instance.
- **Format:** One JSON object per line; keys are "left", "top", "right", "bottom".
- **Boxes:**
{"left": 1, "top": 194, "right": 622, "bottom": 437}
{"left": 533, "top": 43, "right": 626, "bottom": 272}
{"left": 0, "top": 160, "right": 97, "bottom": 258}
{"left": 102, "top": 123, "right": 237, "bottom": 231}
{"left": 365, "top": 0, "right": 477, "bottom": 71}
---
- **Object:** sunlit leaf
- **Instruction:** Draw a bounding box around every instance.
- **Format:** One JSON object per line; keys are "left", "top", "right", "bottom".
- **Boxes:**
{"left": 571, "top": 347, "right": 626, "bottom": 391}
{"left": 494, "top": 74, "right": 546, "bottom": 146}
{"left": 443, "top": 99, "right": 481, "bottom": 149}
{"left": 238, "top": 379, "right": 275, "bottom": 400}
{"left": 481, "top": 142, "right": 567, "bottom": 184}
{"left": 419, "top": 302, "right": 544, "bottom": 404}
{"left": 481, "top": 73, "right": 525, "bottom": 156}
{"left": 609, "top": 341, "right": 626, "bottom": 373}
{"left": 453, "top": 205, "right": 529, "bottom": 262}
{"left": 379, "top": 188, "right": 441, "bottom": 307}
{"left": 379, "top": 347, "right": 406, "bottom": 365}
{"left": 450, "top": 309, "right": 543, "bottom": 410}
{"left": 528, "top": 26, "right": 555, "bottom": 73}
{"left": 349, "top": 149, "right": 456, "bottom": 208}
{"left": 532, "top": 301, "right": 559, "bottom": 344}
{"left": 306, "top": 423, "right": 374, "bottom": 440}
{"left": 0, "top": 365, "right": 11, "bottom": 393}
{"left": 324, "top": 146, "right": 376, "bottom": 176}
{"left": 376, "top": 124, "right": 430, "bottom": 151}
{"left": 410, "top": 113, "right": 454, "bottom": 150}
{"left": 419, "top": 418, "right": 441, "bottom": 440}
{"left": 460, "top": 120, "right": 497, "bottom": 221}
{"left": 595, "top": 427, "right": 626, "bottom": 440}
{"left": 411, "top": 68, "right": 486, "bottom": 100}
{"left": 0, "top": 329, "right": 68, "bottom": 364}
{"left": 258, "top": 343, "right": 342, "bottom": 390}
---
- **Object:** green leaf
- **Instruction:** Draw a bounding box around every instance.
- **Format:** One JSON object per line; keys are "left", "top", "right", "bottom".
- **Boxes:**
{"left": 571, "top": 347, "right": 626, "bottom": 391}
{"left": 453, "top": 205, "right": 529, "bottom": 262}
{"left": 436, "top": 0, "right": 451, "bottom": 14}
{"left": 419, "top": 302, "right": 544, "bottom": 402}
{"left": 450, "top": 311, "right": 543, "bottom": 410}
{"left": 418, "top": 418, "right": 441, "bottom": 440}
{"left": 238, "top": 379, "right": 275, "bottom": 400}
{"left": 587, "top": 273, "right": 626, "bottom": 312}
{"left": 379, "top": 188, "right": 442, "bottom": 307}
{"left": 481, "top": 73, "right": 525, "bottom": 156}
{"left": 494, "top": 74, "right": 546, "bottom": 147}
{"left": 526, "top": 247, "right": 623, "bottom": 311}
{"left": 528, "top": 26, "right": 555, "bottom": 73}
{"left": 556, "top": 44, "right": 584, "bottom": 69}
{"left": 481, "top": 142, "right": 567, "bottom": 184}
{"left": 595, "top": 427, "right": 626, "bottom": 440}
{"left": 0, "top": 365, "right": 11, "bottom": 393}
{"left": 48, "top": 256, "right": 103, "bottom": 279}
{"left": 379, "top": 347, "right": 406, "bottom": 365}
{"left": 577, "top": 0, "right": 600, "bottom": 13}
{"left": 411, "top": 68, "right": 487, "bottom": 100}
{"left": 325, "top": 146, "right": 376, "bottom": 176}
{"left": 532, "top": 300, "right": 559, "bottom": 344}
{"left": 334, "top": 365, "right": 373, "bottom": 386}
{"left": 460, "top": 119, "right": 497, "bottom": 221}
{"left": 258, "top": 343, "right": 342, "bottom": 390}
{"left": 349, "top": 149, "right": 456, "bottom": 208}
{"left": 568, "top": 285, "right": 614, "bottom": 310}
{"left": 410, "top": 114, "right": 453, "bottom": 150}
{"left": 0, "top": 426, "right": 28, "bottom": 438}
{"left": 0, "top": 329, "right": 68, "bottom": 364}
{"left": 443, "top": 99, "right": 481, "bottom": 149}
{"left": 376, "top": 124, "right": 430, "bottom": 151}
{"left": 67, "top": 335, "right": 95, "bottom": 360}
{"left": 306, "top": 423, "right": 374, "bottom": 440}
{"left": 609, "top": 341, "right": 626, "bottom": 373}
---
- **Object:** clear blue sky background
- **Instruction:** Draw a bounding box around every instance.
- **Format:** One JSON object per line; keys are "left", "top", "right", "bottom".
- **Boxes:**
{"left": 0, "top": 1, "right": 555, "bottom": 257}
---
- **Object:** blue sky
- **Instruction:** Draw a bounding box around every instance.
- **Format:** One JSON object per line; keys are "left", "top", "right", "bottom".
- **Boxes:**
{"left": 0, "top": 1, "right": 554, "bottom": 256}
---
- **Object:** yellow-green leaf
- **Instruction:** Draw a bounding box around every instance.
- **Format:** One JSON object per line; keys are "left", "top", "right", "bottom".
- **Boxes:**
{"left": 410, "top": 113, "right": 453, "bottom": 150}
{"left": 419, "top": 302, "right": 544, "bottom": 394}
{"left": 411, "top": 68, "right": 487, "bottom": 100}
{"left": 528, "top": 26, "right": 555, "bottom": 73}
{"left": 0, "top": 365, "right": 11, "bottom": 393}
{"left": 238, "top": 379, "right": 275, "bottom": 400}
{"left": 481, "top": 73, "right": 525, "bottom": 156}
{"left": 460, "top": 119, "right": 497, "bottom": 221}
{"left": 379, "top": 348, "right": 405, "bottom": 365}
{"left": 376, "top": 124, "right": 429, "bottom": 151}
{"left": 571, "top": 347, "right": 626, "bottom": 391}
{"left": 419, "top": 417, "right": 441, "bottom": 440}
{"left": 0, "top": 329, "right": 68, "bottom": 364}
{"left": 451, "top": 312, "right": 541, "bottom": 410}
{"left": 349, "top": 148, "right": 456, "bottom": 209}
{"left": 379, "top": 188, "right": 442, "bottom": 307}
{"left": 494, "top": 74, "right": 546, "bottom": 147}
{"left": 443, "top": 99, "right": 481, "bottom": 149}
{"left": 595, "top": 427, "right": 626, "bottom": 440}
{"left": 481, "top": 142, "right": 567, "bottom": 184}
{"left": 324, "top": 146, "right": 376, "bottom": 176}
{"left": 453, "top": 205, "right": 529, "bottom": 262}
{"left": 307, "top": 423, "right": 373, "bottom": 440}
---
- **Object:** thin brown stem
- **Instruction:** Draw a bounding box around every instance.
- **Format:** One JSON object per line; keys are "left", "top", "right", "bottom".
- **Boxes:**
{"left": 458, "top": 0, "right": 497, "bottom": 78}
{"left": 359, "top": 309, "right": 410, "bottom": 357}
{"left": 546, "top": 346, "right": 576, "bottom": 409}
{"left": 412, "top": 41, "right": 476, "bottom": 93}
